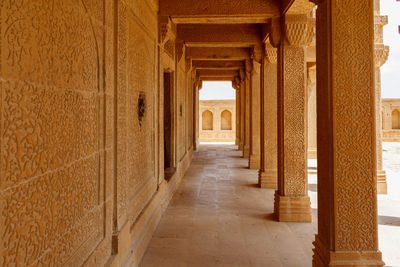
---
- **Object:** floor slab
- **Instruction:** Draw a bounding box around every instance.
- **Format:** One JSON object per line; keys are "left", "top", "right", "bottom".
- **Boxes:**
{"left": 141, "top": 144, "right": 400, "bottom": 267}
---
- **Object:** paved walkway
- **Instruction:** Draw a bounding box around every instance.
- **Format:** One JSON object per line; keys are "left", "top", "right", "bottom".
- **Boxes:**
{"left": 141, "top": 144, "right": 400, "bottom": 267}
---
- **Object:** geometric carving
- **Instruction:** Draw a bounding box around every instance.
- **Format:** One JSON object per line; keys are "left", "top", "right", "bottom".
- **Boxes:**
{"left": 0, "top": 0, "right": 105, "bottom": 265}
{"left": 265, "top": 42, "right": 277, "bottom": 64}
{"left": 285, "top": 15, "right": 315, "bottom": 46}
{"left": 375, "top": 44, "right": 389, "bottom": 67}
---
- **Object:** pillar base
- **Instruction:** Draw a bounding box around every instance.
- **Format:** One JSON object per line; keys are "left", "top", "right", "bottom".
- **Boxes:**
{"left": 313, "top": 235, "right": 384, "bottom": 267}
{"left": 243, "top": 146, "right": 250, "bottom": 158}
{"left": 274, "top": 191, "right": 312, "bottom": 222}
{"left": 377, "top": 170, "right": 387, "bottom": 195}
{"left": 238, "top": 141, "right": 243, "bottom": 151}
{"left": 235, "top": 138, "right": 240, "bottom": 146}
{"left": 258, "top": 170, "right": 277, "bottom": 189}
{"left": 249, "top": 154, "right": 260, "bottom": 169}
{"left": 308, "top": 148, "right": 317, "bottom": 159}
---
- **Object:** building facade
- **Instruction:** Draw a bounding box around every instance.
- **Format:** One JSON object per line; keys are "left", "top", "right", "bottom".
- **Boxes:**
{"left": 199, "top": 100, "right": 236, "bottom": 142}
{"left": 382, "top": 98, "right": 400, "bottom": 141}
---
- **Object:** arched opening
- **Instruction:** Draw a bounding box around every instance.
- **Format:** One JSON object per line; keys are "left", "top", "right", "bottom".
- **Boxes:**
{"left": 221, "top": 110, "right": 232, "bottom": 130}
{"left": 202, "top": 110, "right": 213, "bottom": 130}
{"left": 392, "top": 109, "right": 400, "bottom": 129}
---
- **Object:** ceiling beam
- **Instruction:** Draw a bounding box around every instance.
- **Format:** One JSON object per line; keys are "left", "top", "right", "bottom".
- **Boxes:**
{"left": 282, "top": 0, "right": 315, "bottom": 14}
{"left": 160, "top": 0, "right": 280, "bottom": 24}
{"left": 200, "top": 77, "right": 236, "bottom": 81}
{"left": 186, "top": 47, "right": 250, "bottom": 61}
{"left": 178, "top": 24, "right": 262, "bottom": 47}
{"left": 197, "top": 69, "right": 239, "bottom": 77}
{"left": 192, "top": 60, "right": 244, "bottom": 70}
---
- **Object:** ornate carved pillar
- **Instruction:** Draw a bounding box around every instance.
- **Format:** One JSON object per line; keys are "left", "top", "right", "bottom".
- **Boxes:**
{"left": 307, "top": 63, "right": 317, "bottom": 160}
{"left": 243, "top": 60, "right": 252, "bottom": 158}
{"left": 239, "top": 69, "right": 245, "bottom": 151}
{"left": 233, "top": 77, "right": 241, "bottom": 148}
{"left": 375, "top": 14, "right": 389, "bottom": 194}
{"left": 259, "top": 42, "right": 278, "bottom": 188}
{"left": 273, "top": 15, "right": 313, "bottom": 222}
{"left": 249, "top": 47, "right": 262, "bottom": 169}
{"left": 194, "top": 78, "right": 202, "bottom": 150}
{"left": 312, "top": 0, "right": 384, "bottom": 266}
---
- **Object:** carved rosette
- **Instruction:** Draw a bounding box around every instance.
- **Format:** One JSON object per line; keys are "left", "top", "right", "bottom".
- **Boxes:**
{"left": 285, "top": 15, "right": 315, "bottom": 47}
{"left": 375, "top": 44, "right": 389, "bottom": 67}
{"left": 265, "top": 43, "right": 277, "bottom": 64}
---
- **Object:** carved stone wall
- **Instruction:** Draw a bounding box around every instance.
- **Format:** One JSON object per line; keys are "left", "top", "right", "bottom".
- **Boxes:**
{"left": 0, "top": 0, "right": 112, "bottom": 265}
{"left": 0, "top": 0, "right": 194, "bottom": 266}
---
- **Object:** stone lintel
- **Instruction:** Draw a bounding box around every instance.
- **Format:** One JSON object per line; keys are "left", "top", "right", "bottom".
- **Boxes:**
{"left": 197, "top": 69, "right": 239, "bottom": 77}
{"left": 258, "top": 169, "right": 277, "bottom": 189}
{"left": 186, "top": 47, "right": 250, "bottom": 61}
{"left": 193, "top": 60, "right": 244, "bottom": 70}
{"left": 274, "top": 192, "right": 312, "bottom": 222}
{"left": 160, "top": 0, "right": 279, "bottom": 22}
{"left": 178, "top": 24, "right": 262, "bottom": 47}
{"left": 199, "top": 76, "right": 235, "bottom": 82}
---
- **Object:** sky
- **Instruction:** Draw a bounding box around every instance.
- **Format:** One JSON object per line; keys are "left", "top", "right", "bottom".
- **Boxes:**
{"left": 199, "top": 81, "right": 236, "bottom": 100}
{"left": 201, "top": 2, "right": 400, "bottom": 100}
{"left": 381, "top": 1, "right": 400, "bottom": 98}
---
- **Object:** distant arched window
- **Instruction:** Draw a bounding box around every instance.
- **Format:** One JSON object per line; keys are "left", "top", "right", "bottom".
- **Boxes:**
{"left": 221, "top": 110, "right": 232, "bottom": 130}
{"left": 392, "top": 109, "right": 400, "bottom": 129}
{"left": 202, "top": 110, "right": 213, "bottom": 130}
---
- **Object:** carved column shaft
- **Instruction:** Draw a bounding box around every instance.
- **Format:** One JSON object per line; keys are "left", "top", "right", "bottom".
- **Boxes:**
{"left": 259, "top": 43, "right": 278, "bottom": 188}
{"left": 274, "top": 15, "right": 312, "bottom": 222}
{"left": 249, "top": 59, "right": 261, "bottom": 169}
{"left": 312, "top": 1, "right": 384, "bottom": 266}
{"left": 243, "top": 60, "right": 251, "bottom": 158}
{"left": 240, "top": 75, "right": 245, "bottom": 151}
{"left": 307, "top": 64, "right": 317, "bottom": 160}
{"left": 375, "top": 14, "right": 389, "bottom": 194}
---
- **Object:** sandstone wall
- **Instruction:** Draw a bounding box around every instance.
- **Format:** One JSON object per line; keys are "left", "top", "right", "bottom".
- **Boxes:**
{"left": 0, "top": 0, "right": 193, "bottom": 266}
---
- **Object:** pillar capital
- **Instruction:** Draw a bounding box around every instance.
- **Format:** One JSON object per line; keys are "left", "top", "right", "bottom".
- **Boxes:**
{"left": 251, "top": 45, "right": 263, "bottom": 64}
{"left": 269, "top": 17, "right": 282, "bottom": 48}
{"left": 375, "top": 44, "right": 389, "bottom": 67}
{"left": 264, "top": 42, "right": 277, "bottom": 64}
{"left": 159, "top": 16, "right": 176, "bottom": 45}
{"left": 232, "top": 76, "right": 241, "bottom": 90}
{"left": 284, "top": 15, "right": 315, "bottom": 47}
{"left": 175, "top": 40, "right": 184, "bottom": 62}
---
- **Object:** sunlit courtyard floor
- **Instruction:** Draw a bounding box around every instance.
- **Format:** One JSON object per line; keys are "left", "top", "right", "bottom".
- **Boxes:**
{"left": 140, "top": 143, "right": 400, "bottom": 267}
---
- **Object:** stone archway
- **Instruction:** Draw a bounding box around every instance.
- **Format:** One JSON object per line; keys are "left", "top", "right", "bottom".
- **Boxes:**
{"left": 202, "top": 110, "right": 213, "bottom": 130}
{"left": 221, "top": 110, "right": 232, "bottom": 130}
{"left": 392, "top": 109, "right": 400, "bottom": 129}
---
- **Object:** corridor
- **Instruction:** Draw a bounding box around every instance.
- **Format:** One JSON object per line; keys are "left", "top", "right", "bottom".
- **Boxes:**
{"left": 140, "top": 145, "right": 316, "bottom": 267}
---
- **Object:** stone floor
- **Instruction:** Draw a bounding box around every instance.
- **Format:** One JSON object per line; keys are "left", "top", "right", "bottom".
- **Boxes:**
{"left": 140, "top": 144, "right": 400, "bottom": 267}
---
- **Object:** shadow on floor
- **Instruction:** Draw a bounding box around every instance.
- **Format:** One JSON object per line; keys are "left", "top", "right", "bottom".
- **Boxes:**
{"left": 244, "top": 183, "right": 259, "bottom": 188}
{"left": 378, "top": 215, "right": 400, "bottom": 226}
{"left": 250, "top": 212, "right": 277, "bottom": 221}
